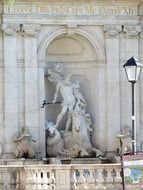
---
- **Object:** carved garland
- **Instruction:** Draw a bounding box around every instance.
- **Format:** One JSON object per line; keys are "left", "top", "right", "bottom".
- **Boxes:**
{"left": 2, "top": 24, "right": 40, "bottom": 36}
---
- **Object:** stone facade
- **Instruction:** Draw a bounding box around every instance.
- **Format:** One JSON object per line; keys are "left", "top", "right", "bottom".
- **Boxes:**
{"left": 0, "top": 0, "right": 143, "bottom": 158}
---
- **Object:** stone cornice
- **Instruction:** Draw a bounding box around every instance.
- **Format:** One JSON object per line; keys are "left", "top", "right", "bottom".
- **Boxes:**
{"left": 2, "top": 0, "right": 143, "bottom": 5}
{"left": 104, "top": 25, "right": 122, "bottom": 38}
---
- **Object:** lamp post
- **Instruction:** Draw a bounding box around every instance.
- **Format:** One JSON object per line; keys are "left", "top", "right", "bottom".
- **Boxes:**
{"left": 123, "top": 57, "right": 143, "bottom": 155}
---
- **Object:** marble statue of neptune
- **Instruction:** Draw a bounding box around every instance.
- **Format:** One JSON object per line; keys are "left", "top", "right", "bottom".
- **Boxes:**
{"left": 52, "top": 74, "right": 76, "bottom": 130}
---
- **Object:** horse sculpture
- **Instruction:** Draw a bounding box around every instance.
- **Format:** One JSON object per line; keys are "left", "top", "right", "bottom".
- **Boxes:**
{"left": 46, "top": 121, "right": 86, "bottom": 157}
{"left": 71, "top": 103, "right": 104, "bottom": 157}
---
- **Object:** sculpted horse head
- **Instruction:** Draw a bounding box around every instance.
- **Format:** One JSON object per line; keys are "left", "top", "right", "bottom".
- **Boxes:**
{"left": 72, "top": 104, "right": 93, "bottom": 136}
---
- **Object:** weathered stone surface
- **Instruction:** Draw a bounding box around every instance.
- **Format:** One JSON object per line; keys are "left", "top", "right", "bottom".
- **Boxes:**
{"left": 0, "top": 0, "right": 142, "bottom": 158}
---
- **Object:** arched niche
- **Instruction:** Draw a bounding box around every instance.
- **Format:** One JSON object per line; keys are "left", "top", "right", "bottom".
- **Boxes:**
{"left": 38, "top": 26, "right": 105, "bottom": 62}
{"left": 44, "top": 34, "right": 98, "bottom": 129}
{"left": 46, "top": 34, "right": 97, "bottom": 62}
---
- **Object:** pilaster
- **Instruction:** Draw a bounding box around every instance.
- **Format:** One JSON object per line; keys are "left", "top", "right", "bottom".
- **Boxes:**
{"left": 104, "top": 25, "right": 121, "bottom": 151}
{"left": 2, "top": 24, "right": 19, "bottom": 154}
{"left": 0, "top": 26, "right": 4, "bottom": 155}
{"left": 138, "top": 27, "right": 143, "bottom": 144}
{"left": 120, "top": 25, "right": 141, "bottom": 146}
{"left": 38, "top": 65, "right": 45, "bottom": 157}
{"left": 23, "top": 24, "right": 45, "bottom": 156}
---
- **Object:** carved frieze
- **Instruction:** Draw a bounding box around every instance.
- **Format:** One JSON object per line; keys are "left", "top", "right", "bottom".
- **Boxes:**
{"left": 5, "top": 4, "right": 138, "bottom": 16}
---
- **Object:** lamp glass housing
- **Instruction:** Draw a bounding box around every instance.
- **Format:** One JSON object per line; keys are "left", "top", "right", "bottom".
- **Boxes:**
{"left": 123, "top": 57, "right": 143, "bottom": 83}
{"left": 124, "top": 65, "right": 142, "bottom": 83}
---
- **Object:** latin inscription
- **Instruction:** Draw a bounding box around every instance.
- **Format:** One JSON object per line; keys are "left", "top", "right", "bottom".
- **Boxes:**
{"left": 8, "top": 4, "right": 137, "bottom": 16}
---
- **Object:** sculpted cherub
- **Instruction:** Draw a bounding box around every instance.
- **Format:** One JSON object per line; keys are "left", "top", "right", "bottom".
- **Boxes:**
{"left": 14, "top": 126, "right": 36, "bottom": 158}
{"left": 116, "top": 126, "right": 132, "bottom": 155}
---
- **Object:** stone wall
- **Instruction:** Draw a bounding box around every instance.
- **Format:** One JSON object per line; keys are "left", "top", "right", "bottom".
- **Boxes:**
{"left": 0, "top": 0, "right": 143, "bottom": 157}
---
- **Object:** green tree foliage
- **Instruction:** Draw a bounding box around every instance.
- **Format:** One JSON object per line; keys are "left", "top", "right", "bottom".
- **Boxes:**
{"left": 8, "top": 0, "right": 15, "bottom": 6}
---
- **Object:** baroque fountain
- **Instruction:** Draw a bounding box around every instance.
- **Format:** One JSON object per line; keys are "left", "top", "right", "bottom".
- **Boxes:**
{"left": 0, "top": 64, "right": 123, "bottom": 190}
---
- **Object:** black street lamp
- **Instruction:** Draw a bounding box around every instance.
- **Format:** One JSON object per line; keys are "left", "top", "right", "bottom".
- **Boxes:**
{"left": 123, "top": 57, "right": 143, "bottom": 155}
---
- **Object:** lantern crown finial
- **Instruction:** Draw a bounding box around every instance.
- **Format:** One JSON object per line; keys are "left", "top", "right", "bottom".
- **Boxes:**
{"left": 123, "top": 57, "right": 143, "bottom": 67}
